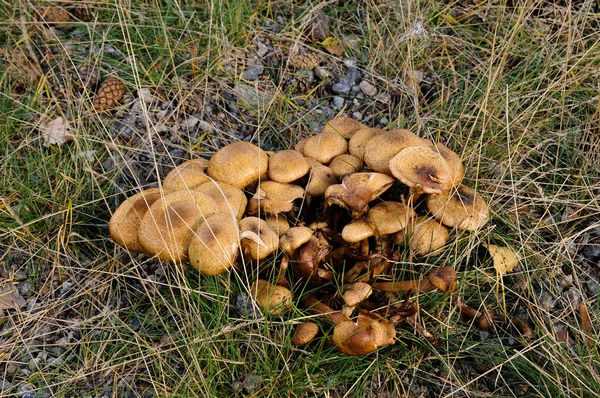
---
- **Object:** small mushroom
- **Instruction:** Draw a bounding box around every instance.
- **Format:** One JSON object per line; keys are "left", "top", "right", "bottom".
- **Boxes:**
{"left": 263, "top": 214, "right": 290, "bottom": 236}
{"left": 194, "top": 180, "right": 248, "bottom": 220}
{"left": 329, "top": 154, "right": 362, "bottom": 179}
{"left": 341, "top": 217, "right": 376, "bottom": 243}
{"left": 341, "top": 282, "right": 373, "bottom": 317}
{"left": 332, "top": 310, "right": 396, "bottom": 356}
{"left": 279, "top": 226, "right": 313, "bottom": 255}
{"left": 368, "top": 201, "right": 415, "bottom": 236}
{"left": 109, "top": 188, "right": 163, "bottom": 253}
{"left": 325, "top": 172, "right": 395, "bottom": 218}
{"left": 268, "top": 150, "right": 310, "bottom": 183}
{"left": 303, "top": 131, "right": 348, "bottom": 164}
{"left": 389, "top": 145, "right": 464, "bottom": 194}
{"left": 138, "top": 190, "right": 219, "bottom": 263}
{"left": 320, "top": 117, "right": 364, "bottom": 139}
{"left": 188, "top": 212, "right": 240, "bottom": 276}
{"left": 397, "top": 217, "right": 449, "bottom": 256}
{"left": 162, "top": 158, "right": 210, "bottom": 191}
{"left": 372, "top": 267, "right": 458, "bottom": 294}
{"left": 247, "top": 181, "right": 305, "bottom": 215}
{"left": 348, "top": 127, "right": 384, "bottom": 160}
{"left": 363, "top": 129, "right": 431, "bottom": 175}
{"left": 292, "top": 321, "right": 320, "bottom": 346}
{"left": 207, "top": 142, "right": 269, "bottom": 189}
{"left": 238, "top": 217, "right": 280, "bottom": 260}
{"left": 251, "top": 279, "right": 293, "bottom": 316}
{"left": 426, "top": 184, "right": 489, "bottom": 231}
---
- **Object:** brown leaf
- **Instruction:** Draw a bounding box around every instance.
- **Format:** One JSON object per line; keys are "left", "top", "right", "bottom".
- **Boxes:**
{"left": 322, "top": 37, "right": 344, "bottom": 56}
{"left": 0, "top": 284, "right": 27, "bottom": 315}
{"left": 485, "top": 244, "right": 521, "bottom": 277}
{"left": 39, "top": 116, "right": 75, "bottom": 146}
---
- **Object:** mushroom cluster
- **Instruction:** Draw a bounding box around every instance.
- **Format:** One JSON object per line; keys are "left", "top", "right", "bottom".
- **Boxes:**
{"left": 109, "top": 117, "right": 490, "bottom": 355}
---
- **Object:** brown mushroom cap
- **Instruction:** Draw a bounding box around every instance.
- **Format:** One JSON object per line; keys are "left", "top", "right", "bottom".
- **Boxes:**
{"left": 109, "top": 188, "right": 164, "bottom": 253}
{"left": 343, "top": 282, "right": 373, "bottom": 307}
{"left": 188, "top": 212, "right": 240, "bottom": 276}
{"left": 268, "top": 150, "right": 310, "bottom": 183}
{"left": 138, "top": 190, "right": 219, "bottom": 263}
{"left": 407, "top": 218, "right": 450, "bottom": 255}
{"left": 341, "top": 217, "right": 376, "bottom": 243}
{"left": 426, "top": 184, "right": 489, "bottom": 230}
{"left": 239, "top": 217, "right": 280, "bottom": 260}
{"left": 295, "top": 137, "right": 309, "bottom": 153}
{"left": 329, "top": 154, "right": 362, "bottom": 178}
{"left": 292, "top": 322, "right": 320, "bottom": 346}
{"left": 279, "top": 226, "right": 313, "bottom": 255}
{"left": 207, "top": 142, "right": 269, "bottom": 189}
{"left": 368, "top": 201, "right": 416, "bottom": 235}
{"left": 251, "top": 279, "right": 293, "bottom": 316}
{"left": 303, "top": 131, "right": 348, "bottom": 164}
{"left": 247, "top": 181, "right": 305, "bottom": 215}
{"left": 304, "top": 159, "right": 337, "bottom": 197}
{"left": 348, "top": 127, "right": 384, "bottom": 160}
{"left": 162, "top": 158, "right": 210, "bottom": 191}
{"left": 320, "top": 117, "right": 365, "bottom": 139}
{"left": 325, "top": 172, "right": 395, "bottom": 217}
{"left": 194, "top": 181, "right": 248, "bottom": 220}
{"left": 363, "top": 129, "right": 431, "bottom": 175}
{"left": 264, "top": 215, "right": 290, "bottom": 237}
{"left": 332, "top": 310, "right": 396, "bottom": 355}
{"left": 389, "top": 145, "right": 464, "bottom": 194}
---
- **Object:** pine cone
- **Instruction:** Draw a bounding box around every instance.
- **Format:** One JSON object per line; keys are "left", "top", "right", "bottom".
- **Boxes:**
{"left": 71, "top": 4, "right": 94, "bottom": 22}
{"left": 93, "top": 77, "right": 125, "bottom": 111}
{"left": 179, "top": 95, "right": 202, "bottom": 116}
{"left": 0, "top": 48, "right": 43, "bottom": 86}
{"left": 35, "top": 6, "right": 71, "bottom": 28}
{"left": 289, "top": 53, "right": 320, "bottom": 70}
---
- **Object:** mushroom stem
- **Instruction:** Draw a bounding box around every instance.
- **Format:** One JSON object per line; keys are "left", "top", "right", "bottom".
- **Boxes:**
{"left": 275, "top": 256, "right": 290, "bottom": 287}
{"left": 302, "top": 295, "right": 350, "bottom": 325}
{"left": 372, "top": 267, "right": 457, "bottom": 293}
{"left": 453, "top": 298, "right": 495, "bottom": 329}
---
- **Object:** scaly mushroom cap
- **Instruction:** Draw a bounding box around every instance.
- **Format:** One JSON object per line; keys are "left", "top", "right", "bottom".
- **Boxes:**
{"left": 363, "top": 129, "right": 431, "bottom": 175}
{"left": 268, "top": 150, "right": 310, "bottom": 183}
{"left": 325, "top": 172, "right": 395, "bottom": 218}
{"left": 427, "top": 266, "right": 458, "bottom": 293}
{"left": 426, "top": 184, "right": 489, "bottom": 231}
{"left": 367, "top": 201, "right": 416, "bottom": 235}
{"left": 341, "top": 217, "right": 376, "bottom": 243}
{"left": 292, "top": 322, "right": 320, "bottom": 346}
{"left": 109, "top": 188, "right": 164, "bottom": 253}
{"left": 162, "top": 158, "right": 210, "bottom": 191}
{"left": 279, "top": 226, "right": 314, "bottom": 255}
{"left": 320, "top": 117, "right": 365, "bottom": 139}
{"left": 251, "top": 279, "right": 293, "bottom": 316}
{"left": 343, "top": 282, "right": 373, "bottom": 307}
{"left": 247, "top": 181, "right": 305, "bottom": 215}
{"left": 389, "top": 145, "right": 464, "bottom": 194}
{"left": 207, "top": 142, "right": 269, "bottom": 189}
{"left": 194, "top": 181, "right": 248, "bottom": 220}
{"left": 239, "top": 217, "right": 280, "bottom": 260}
{"left": 348, "top": 127, "right": 384, "bottom": 160}
{"left": 303, "top": 131, "right": 348, "bottom": 164}
{"left": 304, "top": 158, "right": 337, "bottom": 196}
{"left": 295, "top": 137, "right": 309, "bottom": 153}
{"left": 329, "top": 154, "right": 362, "bottom": 178}
{"left": 333, "top": 310, "right": 396, "bottom": 355}
{"left": 138, "top": 190, "right": 219, "bottom": 263}
{"left": 188, "top": 212, "right": 240, "bottom": 276}
{"left": 407, "top": 218, "right": 450, "bottom": 255}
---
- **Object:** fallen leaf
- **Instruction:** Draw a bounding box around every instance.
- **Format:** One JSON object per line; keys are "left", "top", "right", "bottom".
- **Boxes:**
{"left": 322, "top": 37, "right": 344, "bottom": 56}
{"left": 485, "top": 244, "right": 522, "bottom": 276}
{"left": 39, "top": 116, "right": 75, "bottom": 146}
{"left": 0, "top": 284, "right": 27, "bottom": 316}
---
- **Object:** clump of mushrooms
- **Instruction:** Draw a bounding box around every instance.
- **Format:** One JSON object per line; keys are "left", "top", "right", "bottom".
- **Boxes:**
{"left": 110, "top": 116, "right": 493, "bottom": 355}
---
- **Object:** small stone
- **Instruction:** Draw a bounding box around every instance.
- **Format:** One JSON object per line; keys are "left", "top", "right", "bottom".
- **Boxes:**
{"left": 242, "top": 61, "right": 264, "bottom": 81}
{"left": 0, "top": 379, "right": 12, "bottom": 391}
{"left": 374, "top": 92, "right": 391, "bottom": 104}
{"left": 332, "top": 96, "right": 345, "bottom": 110}
{"left": 13, "top": 270, "right": 27, "bottom": 282}
{"left": 351, "top": 111, "right": 363, "bottom": 121}
{"left": 255, "top": 40, "right": 269, "bottom": 58}
{"left": 343, "top": 58, "right": 359, "bottom": 68}
{"left": 5, "top": 362, "right": 18, "bottom": 375}
{"left": 180, "top": 115, "right": 200, "bottom": 129}
{"left": 581, "top": 244, "right": 600, "bottom": 264}
{"left": 346, "top": 67, "right": 361, "bottom": 84}
{"left": 17, "top": 281, "right": 32, "bottom": 296}
{"left": 314, "top": 66, "right": 331, "bottom": 80}
{"left": 379, "top": 117, "right": 389, "bottom": 126}
{"left": 359, "top": 80, "right": 377, "bottom": 97}
{"left": 332, "top": 78, "right": 352, "bottom": 94}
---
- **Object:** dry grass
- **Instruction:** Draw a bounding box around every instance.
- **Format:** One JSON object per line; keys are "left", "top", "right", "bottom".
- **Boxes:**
{"left": 0, "top": 0, "right": 599, "bottom": 397}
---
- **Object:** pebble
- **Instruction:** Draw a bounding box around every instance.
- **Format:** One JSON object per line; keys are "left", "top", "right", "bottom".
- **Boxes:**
{"left": 346, "top": 67, "right": 361, "bottom": 84}
{"left": 359, "top": 80, "right": 378, "bottom": 97}
{"left": 17, "top": 281, "right": 32, "bottom": 296}
{"left": 352, "top": 111, "right": 363, "bottom": 121}
{"left": 375, "top": 92, "right": 391, "bottom": 104}
{"left": 332, "top": 77, "right": 352, "bottom": 94}
{"left": 255, "top": 40, "right": 269, "bottom": 58}
{"left": 13, "top": 270, "right": 27, "bottom": 282}
{"left": 580, "top": 244, "right": 600, "bottom": 264}
{"left": 314, "top": 66, "right": 331, "bottom": 80}
{"left": 332, "top": 96, "right": 345, "bottom": 110}
{"left": 241, "top": 61, "right": 264, "bottom": 81}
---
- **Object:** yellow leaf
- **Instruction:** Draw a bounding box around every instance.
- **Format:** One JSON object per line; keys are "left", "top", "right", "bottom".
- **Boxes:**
{"left": 322, "top": 37, "right": 344, "bottom": 56}
{"left": 485, "top": 244, "right": 521, "bottom": 276}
